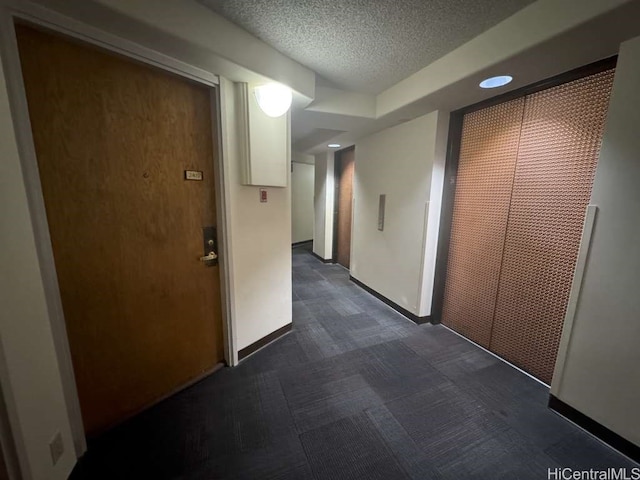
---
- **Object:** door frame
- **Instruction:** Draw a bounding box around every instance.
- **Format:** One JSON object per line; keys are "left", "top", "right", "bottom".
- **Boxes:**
{"left": 0, "top": 354, "right": 21, "bottom": 480}
{"left": 0, "top": 0, "right": 235, "bottom": 464}
{"left": 430, "top": 56, "right": 618, "bottom": 325}
{"left": 331, "top": 145, "right": 355, "bottom": 265}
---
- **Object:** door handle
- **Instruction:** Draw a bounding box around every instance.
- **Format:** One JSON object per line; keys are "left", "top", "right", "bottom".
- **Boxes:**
{"left": 200, "top": 251, "right": 218, "bottom": 262}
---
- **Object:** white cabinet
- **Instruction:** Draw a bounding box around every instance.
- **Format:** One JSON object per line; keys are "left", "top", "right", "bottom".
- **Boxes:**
{"left": 235, "top": 82, "right": 289, "bottom": 187}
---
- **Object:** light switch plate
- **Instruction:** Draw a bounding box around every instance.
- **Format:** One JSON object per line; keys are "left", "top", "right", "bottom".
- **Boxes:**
{"left": 50, "top": 432, "right": 64, "bottom": 465}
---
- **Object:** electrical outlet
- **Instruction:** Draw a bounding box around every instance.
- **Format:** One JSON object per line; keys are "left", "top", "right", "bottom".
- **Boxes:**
{"left": 49, "top": 432, "right": 64, "bottom": 465}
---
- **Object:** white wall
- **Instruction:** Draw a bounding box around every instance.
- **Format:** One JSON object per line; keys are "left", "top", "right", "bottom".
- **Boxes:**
{"left": 0, "top": 50, "right": 75, "bottom": 480}
{"left": 550, "top": 35, "right": 640, "bottom": 447}
{"left": 291, "top": 161, "right": 315, "bottom": 243}
{"left": 220, "top": 78, "right": 292, "bottom": 352}
{"left": 351, "top": 111, "right": 448, "bottom": 317}
{"left": 417, "top": 111, "right": 450, "bottom": 316}
{"left": 313, "top": 152, "right": 334, "bottom": 260}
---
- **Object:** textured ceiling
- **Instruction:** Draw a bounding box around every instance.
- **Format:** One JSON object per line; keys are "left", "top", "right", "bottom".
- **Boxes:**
{"left": 200, "top": 0, "right": 536, "bottom": 94}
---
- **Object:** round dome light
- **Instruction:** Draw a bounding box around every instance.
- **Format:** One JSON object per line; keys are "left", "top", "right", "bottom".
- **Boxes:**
{"left": 254, "top": 83, "right": 293, "bottom": 117}
{"left": 479, "top": 75, "right": 513, "bottom": 89}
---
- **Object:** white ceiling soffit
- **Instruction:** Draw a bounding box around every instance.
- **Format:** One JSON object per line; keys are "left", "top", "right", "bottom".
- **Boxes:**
{"left": 376, "top": 0, "right": 640, "bottom": 117}
{"left": 200, "top": 0, "right": 537, "bottom": 94}
{"left": 291, "top": 152, "right": 315, "bottom": 165}
{"left": 306, "top": 87, "right": 376, "bottom": 119}
{"left": 298, "top": 0, "right": 640, "bottom": 154}
{"left": 292, "top": 128, "right": 347, "bottom": 153}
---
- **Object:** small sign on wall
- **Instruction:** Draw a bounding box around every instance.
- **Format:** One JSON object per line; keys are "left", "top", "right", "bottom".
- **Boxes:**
{"left": 184, "top": 170, "right": 203, "bottom": 181}
{"left": 260, "top": 188, "right": 268, "bottom": 203}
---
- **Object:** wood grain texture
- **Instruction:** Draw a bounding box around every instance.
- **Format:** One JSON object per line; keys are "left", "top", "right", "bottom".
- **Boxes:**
{"left": 336, "top": 149, "right": 355, "bottom": 269}
{"left": 16, "top": 24, "right": 224, "bottom": 435}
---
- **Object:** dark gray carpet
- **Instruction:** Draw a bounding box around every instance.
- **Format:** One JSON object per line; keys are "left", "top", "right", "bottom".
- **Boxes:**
{"left": 70, "top": 243, "right": 637, "bottom": 479}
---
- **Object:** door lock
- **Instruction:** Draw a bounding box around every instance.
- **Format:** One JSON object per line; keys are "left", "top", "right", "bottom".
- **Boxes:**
{"left": 201, "top": 226, "right": 218, "bottom": 266}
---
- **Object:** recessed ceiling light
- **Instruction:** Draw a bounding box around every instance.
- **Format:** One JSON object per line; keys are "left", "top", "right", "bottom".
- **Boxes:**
{"left": 328, "top": 144, "right": 341, "bottom": 148}
{"left": 479, "top": 75, "right": 513, "bottom": 89}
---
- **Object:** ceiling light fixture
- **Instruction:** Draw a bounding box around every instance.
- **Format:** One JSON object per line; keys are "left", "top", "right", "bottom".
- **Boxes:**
{"left": 328, "top": 144, "right": 341, "bottom": 148}
{"left": 254, "top": 83, "right": 293, "bottom": 117}
{"left": 479, "top": 75, "right": 513, "bottom": 89}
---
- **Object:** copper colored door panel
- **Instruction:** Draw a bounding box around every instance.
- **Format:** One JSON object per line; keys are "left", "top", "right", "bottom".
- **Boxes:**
{"left": 490, "top": 69, "right": 615, "bottom": 383}
{"left": 441, "top": 99, "right": 525, "bottom": 347}
{"left": 17, "top": 25, "right": 224, "bottom": 434}
{"left": 337, "top": 149, "right": 355, "bottom": 268}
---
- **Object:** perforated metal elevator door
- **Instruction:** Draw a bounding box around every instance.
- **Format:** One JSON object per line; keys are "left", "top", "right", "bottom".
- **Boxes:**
{"left": 441, "top": 98, "right": 524, "bottom": 348}
{"left": 442, "top": 68, "right": 615, "bottom": 383}
{"left": 490, "top": 69, "right": 615, "bottom": 383}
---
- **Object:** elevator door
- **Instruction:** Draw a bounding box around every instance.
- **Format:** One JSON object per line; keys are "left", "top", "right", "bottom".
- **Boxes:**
{"left": 442, "top": 67, "right": 615, "bottom": 384}
{"left": 441, "top": 98, "right": 524, "bottom": 348}
{"left": 489, "top": 69, "right": 615, "bottom": 382}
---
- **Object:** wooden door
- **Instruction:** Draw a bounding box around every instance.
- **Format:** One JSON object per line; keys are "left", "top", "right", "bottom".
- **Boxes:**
{"left": 16, "top": 24, "right": 224, "bottom": 435}
{"left": 336, "top": 149, "right": 355, "bottom": 268}
{"left": 0, "top": 443, "right": 8, "bottom": 480}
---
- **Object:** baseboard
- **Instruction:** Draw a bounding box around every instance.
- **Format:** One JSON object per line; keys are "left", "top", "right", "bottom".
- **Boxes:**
{"left": 549, "top": 395, "right": 640, "bottom": 464}
{"left": 311, "top": 251, "right": 334, "bottom": 264}
{"left": 292, "top": 240, "right": 313, "bottom": 247}
{"left": 349, "top": 276, "right": 431, "bottom": 325}
{"left": 238, "top": 323, "right": 292, "bottom": 361}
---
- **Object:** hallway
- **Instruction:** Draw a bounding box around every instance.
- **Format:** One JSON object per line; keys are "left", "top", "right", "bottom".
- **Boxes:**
{"left": 70, "top": 245, "right": 636, "bottom": 479}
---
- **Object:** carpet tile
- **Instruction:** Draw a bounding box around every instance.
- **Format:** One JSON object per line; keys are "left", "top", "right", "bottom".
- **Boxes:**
{"left": 70, "top": 244, "right": 637, "bottom": 479}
